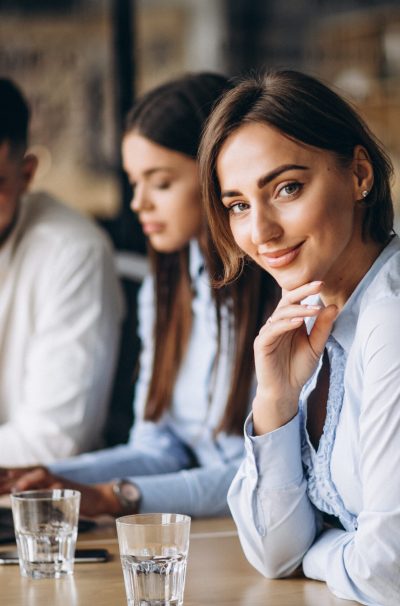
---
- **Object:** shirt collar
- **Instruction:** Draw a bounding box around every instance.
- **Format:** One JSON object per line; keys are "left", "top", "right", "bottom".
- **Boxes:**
{"left": 0, "top": 195, "right": 29, "bottom": 276}
{"left": 332, "top": 235, "right": 400, "bottom": 352}
{"left": 189, "top": 239, "right": 205, "bottom": 281}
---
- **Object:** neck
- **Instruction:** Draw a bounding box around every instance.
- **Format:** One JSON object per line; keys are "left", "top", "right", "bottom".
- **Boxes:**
{"left": 0, "top": 205, "right": 20, "bottom": 250}
{"left": 320, "top": 238, "right": 386, "bottom": 310}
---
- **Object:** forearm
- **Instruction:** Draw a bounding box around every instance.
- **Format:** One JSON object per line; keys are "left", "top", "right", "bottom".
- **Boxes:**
{"left": 131, "top": 461, "right": 241, "bottom": 518}
{"left": 303, "top": 525, "right": 400, "bottom": 606}
{"left": 50, "top": 441, "right": 190, "bottom": 485}
{"left": 229, "top": 413, "right": 318, "bottom": 578}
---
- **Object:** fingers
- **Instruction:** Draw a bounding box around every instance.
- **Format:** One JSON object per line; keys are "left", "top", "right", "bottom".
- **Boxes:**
{"left": 258, "top": 293, "right": 338, "bottom": 362}
{"left": 0, "top": 467, "right": 33, "bottom": 494}
{"left": 0, "top": 468, "right": 13, "bottom": 481}
{"left": 0, "top": 466, "right": 70, "bottom": 496}
{"left": 308, "top": 304, "right": 338, "bottom": 358}
{"left": 0, "top": 466, "right": 32, "bottom": 479}
{"left": 11, "top": 467, "right": 55, "bottom": 493}
{"left": 280, "top": 281, "right": 323, "bottom": 306}
{"left": 255, "top": 318, "right": 304, "bottom": 356}
{"left": 261, "top": 303, "right": 322, "bottom": 333}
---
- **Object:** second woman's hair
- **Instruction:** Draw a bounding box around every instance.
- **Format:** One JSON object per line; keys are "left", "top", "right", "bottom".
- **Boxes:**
{"left": 125, "top": 72, "right": 230, "bottom": 158}
{"left": 125, "top": 72, "right": 277, "bottom": 433}
{"left": 199, "top": 69, "right": 394, "bottom": 285}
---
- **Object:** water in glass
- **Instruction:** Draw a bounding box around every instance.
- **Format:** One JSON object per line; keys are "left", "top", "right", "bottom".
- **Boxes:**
{"left": 121, "top": 548, "right": 187, "bottom": 606}
{"left": 15, "top": 521, "right": 77, "bottom": 579}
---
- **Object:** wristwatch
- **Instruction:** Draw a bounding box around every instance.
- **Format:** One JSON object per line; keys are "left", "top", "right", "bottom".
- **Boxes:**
{"left": 112, "top": 479, "right": 142, "bottom": 515}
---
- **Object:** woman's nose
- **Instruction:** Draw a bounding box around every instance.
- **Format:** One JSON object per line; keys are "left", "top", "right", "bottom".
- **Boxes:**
{"left": 130, "top": 185, "right": 152, "bottom": 213}
{"left": 251, "top": 203, "right": 281, "bottom": 246}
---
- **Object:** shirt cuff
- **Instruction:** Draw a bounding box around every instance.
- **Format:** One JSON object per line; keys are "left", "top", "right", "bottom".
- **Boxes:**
{"left": 244, "top": 411, "right": 303, "bottom": 490}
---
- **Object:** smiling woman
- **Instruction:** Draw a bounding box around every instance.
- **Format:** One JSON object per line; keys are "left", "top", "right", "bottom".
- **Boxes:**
{"left": 199, "top": 70, "right": 399, "bottom": 606}
{"left": 216, "top": 121, "right": 376, "bottom": 302}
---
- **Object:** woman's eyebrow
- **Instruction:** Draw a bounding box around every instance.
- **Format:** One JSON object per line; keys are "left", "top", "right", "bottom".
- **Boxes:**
{"left": 257, "top": 164, "right": 309, "bottom": 188}
{"left": 143, "top": 167, "right": 174, "bottom": 177}
{"left": 221, "top": 164, "right": 309, "bottom": 199}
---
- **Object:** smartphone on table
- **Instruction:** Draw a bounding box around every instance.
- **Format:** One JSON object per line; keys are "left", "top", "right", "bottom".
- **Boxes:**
{"left": 0, "top": 548, "right": 109, "bottom": 564}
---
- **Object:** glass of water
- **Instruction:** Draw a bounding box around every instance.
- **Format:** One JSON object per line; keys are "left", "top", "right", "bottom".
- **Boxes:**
{"left": 116, "top": 513, "right": 191, "bottom": 606}
{"left": 10, "top": 489, "right": 80, "bottom": 579}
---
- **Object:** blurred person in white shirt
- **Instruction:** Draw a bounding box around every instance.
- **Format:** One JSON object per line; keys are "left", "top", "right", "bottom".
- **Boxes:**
{"left": 0, "top": 78, "right": 123, "bottom": 465}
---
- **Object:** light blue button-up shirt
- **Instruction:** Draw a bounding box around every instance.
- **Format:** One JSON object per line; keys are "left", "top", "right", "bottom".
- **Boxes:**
{"left": 228, "top": 236, "right": 400, "bottom": 605}
{"left": 51, "top": 240, "right": 245, "bottom": 517}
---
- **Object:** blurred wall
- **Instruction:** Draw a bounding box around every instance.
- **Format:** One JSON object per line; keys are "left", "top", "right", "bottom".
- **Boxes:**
{"left": 1, "top": 0, "right": 397, "bottom": 222}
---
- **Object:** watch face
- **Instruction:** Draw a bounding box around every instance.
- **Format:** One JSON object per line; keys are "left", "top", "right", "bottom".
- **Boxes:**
{"left": 114, "top": 480, "right": 141, "bottom": 515}
{"left": 120, "top": 481, "right": 139, "bottom": 502}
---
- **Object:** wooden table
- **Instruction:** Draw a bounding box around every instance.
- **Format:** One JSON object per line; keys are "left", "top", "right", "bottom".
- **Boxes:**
{"left": 0, "top": 517, "right": 359, "bottom": 605}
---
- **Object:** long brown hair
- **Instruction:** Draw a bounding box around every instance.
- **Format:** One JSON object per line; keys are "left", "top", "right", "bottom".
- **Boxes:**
{"left": 126, "top": 73, "right": 278, "bottom": 433}
{"left": 207, "top": 232, "right": 278, "bottom": 434}
{"left": 199, "top": 69, "right": 394, "bottom": 285}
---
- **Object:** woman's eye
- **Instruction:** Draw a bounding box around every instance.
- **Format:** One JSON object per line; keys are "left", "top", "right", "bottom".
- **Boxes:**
{"left": 278, "top": 182, "right": 302, "bottom": 198}
{"left": 155, "top": 181, "right": 171, "bottom": 190}
{"left": 228, "top": 202, "right": 249, "bottom": 215}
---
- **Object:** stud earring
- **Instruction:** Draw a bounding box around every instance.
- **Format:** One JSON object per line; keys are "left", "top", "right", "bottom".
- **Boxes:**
{"left": 362, "top": 190, "right": 369, "bottom": 198}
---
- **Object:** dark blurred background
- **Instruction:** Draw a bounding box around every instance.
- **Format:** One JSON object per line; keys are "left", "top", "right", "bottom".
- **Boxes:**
{"left": 1, "top": 0, "right": 399, "bottom": 444}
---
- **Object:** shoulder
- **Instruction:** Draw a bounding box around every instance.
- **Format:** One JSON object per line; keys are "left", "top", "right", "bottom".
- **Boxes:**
{"left": 20, "top": 192, "right": 113, "bottom": 255}
{"left": 357, "top": 249, "right": 400, "bottom": 349}
{"left": 360, "top": 249, "right": 400, "bottom": 315}
{"left": 15, "top": 193, "right": 121, "bottom": 304}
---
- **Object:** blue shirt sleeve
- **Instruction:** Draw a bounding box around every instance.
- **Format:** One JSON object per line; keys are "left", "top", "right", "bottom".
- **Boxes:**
{"left": 51, "top": 417, "right": 242, "bottom": 517}
{"left": 50, "top": 268, "right": 243, "bottom": 519}
{"left": 229, "top": 295, "right": 400, "bottom": 605}
{"left": 49, "top": 420, "right": 193, "bottom": 484}
{"left": 228, "top": 412, "right": 319, "bottom": 577}
{"left": 132, "top": 460, "right": 241, "bottom": 518}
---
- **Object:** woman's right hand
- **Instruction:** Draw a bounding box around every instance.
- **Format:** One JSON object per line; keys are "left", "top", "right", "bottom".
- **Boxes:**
{"left": 252, "top": 280, "right": 338, "bottom": 435}
{"left": 0, "top": 467, "right": 121, "bottom": 517}
{"left": 0, "top": 466, "right": 49, "bottom": 494}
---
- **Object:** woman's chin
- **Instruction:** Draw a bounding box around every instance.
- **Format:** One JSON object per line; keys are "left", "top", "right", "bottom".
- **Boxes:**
{"left": 274, "top": 271, "right": 318, "bottom": 293}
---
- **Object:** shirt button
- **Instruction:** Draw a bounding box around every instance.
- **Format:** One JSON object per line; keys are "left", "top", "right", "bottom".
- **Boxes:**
{"left": 257, "top": 525, "right": 265, "bottom": 536}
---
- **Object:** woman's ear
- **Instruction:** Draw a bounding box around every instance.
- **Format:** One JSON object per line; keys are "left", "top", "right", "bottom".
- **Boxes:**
{"left": 352, "top": 145, "right": 374, "bottom": 200}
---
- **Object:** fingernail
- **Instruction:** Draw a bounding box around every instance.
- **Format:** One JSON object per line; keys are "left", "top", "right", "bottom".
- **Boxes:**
{"left": 291, "top": 317, "right": 304, "bottom": 323}
{"left": 306, "top": 305, "right": 321, "bottom": 310}
{"left": 311, "top": 281, "right": 323, "bottom": 286}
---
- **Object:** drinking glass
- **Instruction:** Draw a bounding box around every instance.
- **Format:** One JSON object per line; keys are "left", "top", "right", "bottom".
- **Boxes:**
{"left": 116, "top": 513, "right": 191, "bottom": 606}
{"left": 10, "top": 489, "right": 80, "bottom": 579}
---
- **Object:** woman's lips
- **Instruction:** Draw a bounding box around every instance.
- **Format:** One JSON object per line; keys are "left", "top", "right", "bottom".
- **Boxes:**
{"left": 141, "top": 222, "right": 164, "bottom": 235}
{"left": 259, "top": 242, "right": 304, "bottom": 268}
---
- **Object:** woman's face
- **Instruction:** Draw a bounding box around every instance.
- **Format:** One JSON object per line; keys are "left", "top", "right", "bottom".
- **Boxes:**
{"left": 216, "top": 122, "right": 368, "bottom": 293}
{"left": 122, "top": 132, "right": 203, "bottom": 253}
